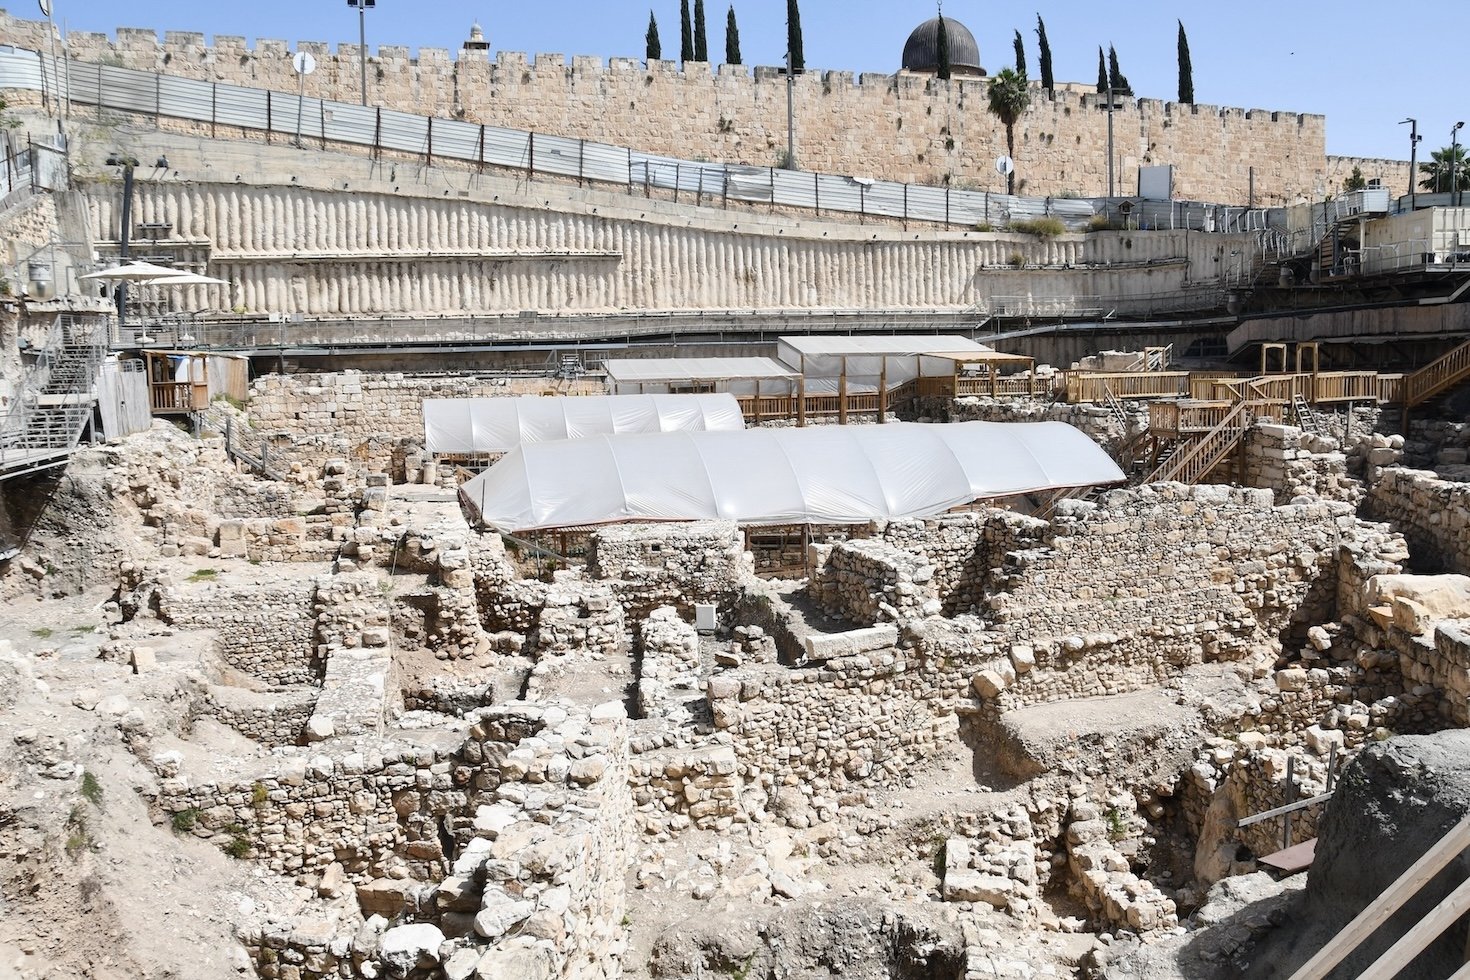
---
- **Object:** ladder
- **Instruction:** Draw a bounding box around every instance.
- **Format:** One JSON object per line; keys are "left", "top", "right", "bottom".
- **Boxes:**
{"left": 1291, "top": 393, "right": 1324, "bottom": 435}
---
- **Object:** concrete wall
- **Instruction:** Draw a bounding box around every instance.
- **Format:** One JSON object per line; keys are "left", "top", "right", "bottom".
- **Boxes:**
{"left": 0, "top": 10, "right": 1346, "bottom": 205}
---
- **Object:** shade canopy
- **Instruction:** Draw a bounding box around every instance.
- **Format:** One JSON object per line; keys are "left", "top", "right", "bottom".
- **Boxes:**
{"left": 460, "top": 420, "right": 1124, "bottom": 533}
{"left": 150, "top": 271, "right": 230, "bottom": 286}
{"left": 424, "top": 393, "right": 746, "bottom": 455}
{"left": 604, "top": 357, "right": 798, "bottom": 396}
{"left": 79, "top": 261, "right": 186, "bottom": 282}
{"left": 777, "top": 335, "right": 999, "bottom": 394}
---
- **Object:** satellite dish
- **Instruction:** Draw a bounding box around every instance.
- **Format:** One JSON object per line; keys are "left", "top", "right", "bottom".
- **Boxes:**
{"left": 293, "top": 52, "right": 317, "bottom": 75}
{"left": 995, "top": 155, "right": 1015, "bottom": 177}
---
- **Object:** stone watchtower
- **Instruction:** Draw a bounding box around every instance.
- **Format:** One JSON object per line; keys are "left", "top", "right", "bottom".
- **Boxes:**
{"left": 900, "top": 16, "right": 986, "bottom": 76}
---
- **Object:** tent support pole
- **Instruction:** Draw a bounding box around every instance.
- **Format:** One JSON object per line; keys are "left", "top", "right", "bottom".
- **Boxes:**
{"left": 797, "top": 375, "right": 806, "bottom": 427}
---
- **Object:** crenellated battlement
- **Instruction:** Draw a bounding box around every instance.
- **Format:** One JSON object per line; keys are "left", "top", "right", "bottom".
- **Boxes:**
{"left": 0, "top": 8, "right": 1403, "bottom": 203}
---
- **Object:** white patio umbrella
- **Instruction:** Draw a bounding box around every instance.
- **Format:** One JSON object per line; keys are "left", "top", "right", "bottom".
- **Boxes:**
{"left": 148, "top": 271, "right": 230, "bottom": 286}
{"left": 79, "top": 260, "right": 186, "bottom": 282}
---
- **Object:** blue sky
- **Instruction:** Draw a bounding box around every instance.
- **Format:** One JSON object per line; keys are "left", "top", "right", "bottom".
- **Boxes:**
{"left": 24, "top": 0, "right": 1470, "bottom": 160}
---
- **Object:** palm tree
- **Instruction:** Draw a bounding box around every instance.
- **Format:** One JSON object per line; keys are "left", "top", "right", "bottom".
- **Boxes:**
{"left": 1420, "top": 146, "right": 1470, "bottom": 193}
{"left": 987, "top": 68, "right": 1030, "bottom": 195}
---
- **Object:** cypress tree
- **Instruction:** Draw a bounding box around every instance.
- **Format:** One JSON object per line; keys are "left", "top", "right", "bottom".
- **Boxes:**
{"left": 1013, "top": 29, "right": 1026, "bottom": 77}
{"left": 936, "top": 15, "right": 951, "bottom": 81}
{"left": 680, "top": 0, "right": 693, "bottom": 64}
{"left": 725, "top": 5, "right": 741, "bottom": 65}
{"left": 694, "top": 0, "right": 708, "bottom": 62}
{"left": 1096, "top": 47, "right": 1107, "bottom": 93}
{"left": 1036, "top": 15, "right": 1053, "bottom": 94}
{"left": 1108, "top": 45, "right": 1131, "bottom": 94}
{"left": 646, "top": 11, "right": 661, "bottom": 62}
{"left": 786, "top": 0, "right": 804, "bottom": 73}
{"left": 1177, "top": 20, "right": 1194, "bottom": 104}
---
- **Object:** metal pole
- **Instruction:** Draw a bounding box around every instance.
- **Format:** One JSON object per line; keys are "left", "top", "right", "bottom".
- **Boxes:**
{"left": 1106, "top": 80, "right": 1115, "bottom": 198}
{"left": 117, "top": 162, "right": 133, "bottom": 327}
{"left": 1403, "top": 118, "right": 1420, "bottom": 212}
{"left": 785, "top": 47, "right": 795, "bottom": 169}
{"left": 1452, "top": 122, "right": 1464, "bottom": 208}
{"left": 294, "top": 67, "right": 306, "bottom": 147}
{"left": 358, "top": 2, "right": 368, "bottom": 107}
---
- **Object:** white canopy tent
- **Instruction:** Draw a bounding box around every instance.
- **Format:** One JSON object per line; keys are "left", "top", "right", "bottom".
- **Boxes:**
{"left": 460, "top": 420, "right": 1124, "bottom": 533}
{"left": 423, "top": 393, "right": 745, "bottom": 455}
{"left": 776, "top": 335, "right": 998, "bottom": 394}
{"left": 604, "top": 357, "right": 799, "bottom": 397}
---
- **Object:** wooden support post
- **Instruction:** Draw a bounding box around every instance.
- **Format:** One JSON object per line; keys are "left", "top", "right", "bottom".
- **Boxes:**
{"left": 753, "top": 379, "right": 762, "bottom": 425}
{"left": 877, "top": 360, "right": 887, "bottom": 423}
{"left": 1283, "top": 756, "right": 1296, "bottom": 851}
{"left": 797, "top": 376, "right": 806, "bottom": 427}
{"left": 838, "top": 356, "right": 848, "bottom": 425}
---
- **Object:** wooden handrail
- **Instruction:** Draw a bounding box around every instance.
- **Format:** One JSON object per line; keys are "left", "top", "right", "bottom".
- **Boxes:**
{"left": 1288, "top": 813, "right": 1470, "bottom": 980}
{"left": 1145, "top": 399, "right": 1253, "bottom": 485}
{"left": 1404, "top": 340, "right": 1470, "bottom": 407}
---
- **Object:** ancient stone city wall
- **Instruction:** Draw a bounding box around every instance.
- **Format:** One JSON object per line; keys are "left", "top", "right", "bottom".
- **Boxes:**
{"left": 1367, "top": 468, "right": 1470, "bottom": 576}
{"left": 0, "top": 9, "right": 1370, "bottom": 205}
{"left": 82, "top": 175, "right": 1255, "bottom": 317}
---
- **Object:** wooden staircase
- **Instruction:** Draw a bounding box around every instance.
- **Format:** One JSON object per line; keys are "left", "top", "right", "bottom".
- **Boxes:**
{"left": 1402, "top": 340, "right": 1470, "bottom": 424}
{"left": 1143, "top": 400, "right": 1254, "bottom": 485}
{"left": 1291, "top": 393, "right": 1325, "bottom": 435}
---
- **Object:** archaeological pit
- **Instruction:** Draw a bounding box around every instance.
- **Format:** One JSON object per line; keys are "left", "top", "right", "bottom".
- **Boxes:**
{"left": 4, "top": 11, "right": 1470, "bottom": 978}
{"left": 3, "top": 358, "right": 1470, "bottom": 980}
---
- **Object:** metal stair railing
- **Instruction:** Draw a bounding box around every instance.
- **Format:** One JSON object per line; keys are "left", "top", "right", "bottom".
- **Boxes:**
{"left": 1143, "top": 400, "right": 1254, "bottom": 486}
{"left": 0, "top": 315, "right": 109, "bottom": 480}
{"left": 190, "top": 404, "right": 285, "bottom": 480}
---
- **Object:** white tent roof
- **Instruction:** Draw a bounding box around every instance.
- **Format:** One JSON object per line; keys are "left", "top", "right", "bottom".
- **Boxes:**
{"left": 424, "top": 393, "right": 745, "bottom": 455}
{"left": 603, "top": 357, "right": 799, "bottom": 384}
{"left": 777, "top": 335, "right": 993, "bottom": 361}
{"left": 460, "top": 421, "right": 1124, "bottom": 532}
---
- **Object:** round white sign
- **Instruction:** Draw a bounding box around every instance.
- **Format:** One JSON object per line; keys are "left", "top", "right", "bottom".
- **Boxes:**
{"left": 293, "top": 52, "right": 317, "bottom": 75}
{"left": 995, "top": 155, "right": 1015, "bottom": 177}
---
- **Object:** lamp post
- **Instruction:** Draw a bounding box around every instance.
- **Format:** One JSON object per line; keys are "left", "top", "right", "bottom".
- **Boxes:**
{"left": 1401, "top": 117, "right": 1421, "bottom": 211}
{"left": 1452, "top": 121, "right": 1465, "bottom": 207}
{"left": 1106, "top": 77, "right": 1114, "bottom": 198}
{"left": 347, "top": 0, "right": 374, "bottom": 107}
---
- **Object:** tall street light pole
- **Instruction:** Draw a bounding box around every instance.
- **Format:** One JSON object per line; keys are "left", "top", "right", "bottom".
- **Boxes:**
{"left": 1401, "top": 118, "right": 1421, "bottom": 212}
{"left": 1452, "top": 121, "right": 1465, "bottom": 208}
{"left": 1106, "top": 77, "right": 1115, "bottom": 198}
{"left": 347, "top": 0, "right": 374, "bottom": 107}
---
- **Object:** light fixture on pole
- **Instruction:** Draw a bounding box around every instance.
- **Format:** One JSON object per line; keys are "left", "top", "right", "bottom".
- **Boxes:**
{"left": 347, "top": 0, "right": 375, "bottom": 107}
{"left": 1106, "top": 77, "right": 1115, "bottom": 198}
{"left": 1401, "top": 118, "right": 1421, "bottom": 212}
{"left": 1452, "top": 121, "right": 1465, "bottom": 207}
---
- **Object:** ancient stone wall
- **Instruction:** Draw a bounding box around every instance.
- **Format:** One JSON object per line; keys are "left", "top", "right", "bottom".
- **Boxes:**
{"left": 809, "top": 538, "right": 940, "bottom": 624}
{"left": 157, "top": 578, "right": 319, "bottom": 684}
{"left": 4, "top": 10, "right": 1345, "bottom": 204}
{"left": 1241, "top": 422, "right": 1360, "bottom": 505}
{"left": 588, "top": 521, "right": 751, "bottom": 619}
{"left": 247, "top": 371, "right": 602, "bottom": 441}
{"left": 1366, "top": 468, "right": 1470, "bottom": 575}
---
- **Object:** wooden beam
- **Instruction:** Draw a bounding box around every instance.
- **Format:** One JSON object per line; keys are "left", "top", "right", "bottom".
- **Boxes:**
{"left": 1356, "top": 875, "right": 1470, "bottom": 980}
{"left": 1288, "top": 814, "right": 1470, "bottom": 980}
{"left": 1237, "top": 791, "right": 1334, "bottom": 828}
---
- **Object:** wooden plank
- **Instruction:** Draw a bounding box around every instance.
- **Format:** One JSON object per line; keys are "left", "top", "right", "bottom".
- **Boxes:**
{"left": 1239, "top": 791, "right": 1334, "bottom": 827}
{"left": 1259, "top": 838, "right": 1316, "bottom": 875}
{"left": 1288, "top": 814, "right": 1470, "bottom": 980}
{"left": 1356, "top": 875, "right": 1470, "bottom": 980}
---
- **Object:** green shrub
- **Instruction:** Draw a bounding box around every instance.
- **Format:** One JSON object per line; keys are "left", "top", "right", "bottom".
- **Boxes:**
{"left": 80, "top": 772, "right": 104, "bottom": 808}
{"left": 170, "top": 808, "right": 199, "bottom": 833}
{"left": 223, "top": 835, "right": 252, "bottom": 859}
{"left": 1010, "top": 216, "right": 1066, "bottom": 238}
{"left": 1008, "top": 252, "right": 1026, "bottom": 268}
{"left": 188, "top": 568, "right": 218, "bottom": 581}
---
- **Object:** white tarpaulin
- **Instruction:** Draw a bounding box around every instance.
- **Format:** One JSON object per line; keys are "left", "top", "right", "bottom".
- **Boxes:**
{"left": 460, "top": 421, "right": 1124, "bottom": 532}
{"left": 424, "top": 393, "right": 746, "bottom": 455}
{"left": 777, "top": 335, "right": 995, "bottom": 390}
{"left": 604, "top": 357, "right": 799, "bottom": 396}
